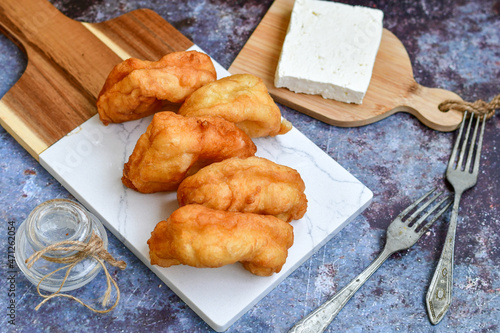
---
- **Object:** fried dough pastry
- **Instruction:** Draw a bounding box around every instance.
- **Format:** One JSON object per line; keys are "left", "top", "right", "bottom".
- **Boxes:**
{"left": 177, "top": 156, "right": 307, "bottom": 222}
{"left": 148, "top": 204, "right": 294, "bottom": 276}
{"left": 178, "top": 74, "right": 292, "bottom": 137}
{"left": 122, "top": 112, "right": 257, "bottom": 193}
{"left": 97, "top": 51, "right": 217, "bottom": 125}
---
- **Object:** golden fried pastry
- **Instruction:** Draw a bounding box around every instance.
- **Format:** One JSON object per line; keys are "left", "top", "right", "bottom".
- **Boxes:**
{"left": 177, "top": 156, "right": 307, "bottom": 222}
{"left": 97, "top": 51, "right": 217, "bottom": 125}
{"left": 148, "top": 204, "right": 294, "bottom": 276}
{"left": 122, "top": 112, "right": 257, "bottom": 193}
{"left": 178, "top": 74, "right": 292, "bottom": 137}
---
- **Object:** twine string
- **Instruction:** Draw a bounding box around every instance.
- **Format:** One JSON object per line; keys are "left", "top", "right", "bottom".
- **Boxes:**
{"left": 25, "top": 232, "right": 127, "bottom": 313}
{"left": 438, "top": 93, "right": 500, "bottom": 119}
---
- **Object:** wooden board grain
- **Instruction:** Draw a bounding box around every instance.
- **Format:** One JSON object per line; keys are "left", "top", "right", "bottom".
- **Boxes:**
{"left": 228, "top": 0, "right": 463, "bottom": 131}
{"left": 0, "top": 0, "right": 193, "bottom": 159}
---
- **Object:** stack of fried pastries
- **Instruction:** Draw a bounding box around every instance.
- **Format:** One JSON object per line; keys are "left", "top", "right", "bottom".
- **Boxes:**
{"left": 97, "top": 51, "right": 216, "bottom": 125}
{"left": 177, "top": 156, "right": 307, "bottom": 222}
{"left": 148, "top": 204, "right": 294, "bottom": 276}
{"left": 97, "top": 51, "right": 307, "bottom": 276}
{"left": 122, "top": 111, "right": 257, "bottom": 193}
{"left": 179, "top": 74, "right": 292, "bottom": 138}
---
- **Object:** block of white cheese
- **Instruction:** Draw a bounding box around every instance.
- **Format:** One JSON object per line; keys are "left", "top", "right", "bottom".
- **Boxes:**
{"left": 274, "top": 0, "right": 384, "bottom": 104}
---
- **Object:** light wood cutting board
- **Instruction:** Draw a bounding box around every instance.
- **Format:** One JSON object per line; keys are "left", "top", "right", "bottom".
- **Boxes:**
{"left": 0, "top": 0, "right": 193, "bottom": 160}
{"left": 228, "top": 0, "right": 464, "bottom": 131}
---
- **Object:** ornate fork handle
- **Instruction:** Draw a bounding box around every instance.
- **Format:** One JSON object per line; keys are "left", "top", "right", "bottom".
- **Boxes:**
{"left": 289, "top": 247, "right": 394, "bottom": 333}
{"left": 426, "top": 192, "right": 461, "bottom": 324}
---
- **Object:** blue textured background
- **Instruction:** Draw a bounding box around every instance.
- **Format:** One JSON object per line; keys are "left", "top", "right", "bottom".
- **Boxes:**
{"left": 1, "top": 1, "right": 499, "bottom": 332}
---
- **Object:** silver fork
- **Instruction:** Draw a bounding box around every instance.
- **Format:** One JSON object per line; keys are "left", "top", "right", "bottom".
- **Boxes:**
{"left": 289, "top": 189, "right": 452, "bottom": 333}
{"left": 426, "top": 111, "right": 486, "bottom": 324}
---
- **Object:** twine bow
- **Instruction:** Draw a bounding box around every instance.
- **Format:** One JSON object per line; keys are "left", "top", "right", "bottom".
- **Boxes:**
{"left": 25, "top": 232, "right": 127, "bottom": 313}
{"left": 438, "top": 93, "right": 500, "bottom": 119}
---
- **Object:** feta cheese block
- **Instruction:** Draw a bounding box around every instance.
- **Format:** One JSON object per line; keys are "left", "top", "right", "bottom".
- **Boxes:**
{"left": 274, "top": 0, "right": 384, "bottom": 104}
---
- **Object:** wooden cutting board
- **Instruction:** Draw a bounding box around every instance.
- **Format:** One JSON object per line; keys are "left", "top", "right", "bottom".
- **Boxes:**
{"left": 0, "top": 0, "right": 193, "bottom": 160}
{"left": 228, "top": 0, "right": 463, "bottom": 131}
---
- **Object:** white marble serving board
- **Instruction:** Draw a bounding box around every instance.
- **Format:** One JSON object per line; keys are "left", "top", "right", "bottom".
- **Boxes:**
{"left": 39, "top": 47, "right": 373, "bottom": 332}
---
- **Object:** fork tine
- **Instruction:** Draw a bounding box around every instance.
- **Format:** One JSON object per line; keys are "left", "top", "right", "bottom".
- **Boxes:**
{"left": 472, "top": 114, "right": 486, "bottom": 175}
{"left": 464, "top": 113, "right": 481, "bottom": 172}
{"left": 404, "top": 190, "right": 444, "bottom": 226}
{"left": 448, "top": 112, "right": 467, "bottom": 170}
{"left": 398, "top": 188, "right": 437, "bottom": 219}
{"left": 457, "top": 112, "right": 474, "bottom": 169}
{"left": 413, "top": 195, "right": 452, "bottom": 234}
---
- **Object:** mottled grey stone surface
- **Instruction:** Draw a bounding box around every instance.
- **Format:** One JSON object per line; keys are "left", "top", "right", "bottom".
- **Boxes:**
{"left": 0, "top": 1, "right": 498, "bottom": 332}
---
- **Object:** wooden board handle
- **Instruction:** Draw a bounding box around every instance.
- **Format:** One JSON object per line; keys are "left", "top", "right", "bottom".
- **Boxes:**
{"left": 0, "top": 0, "right": 64, "bottom": 44}
{"left": 0, "top": 0, "right": 122, "bottom": 96}
{"left": 0, "top": 0, "right": 123, "bottom": 157}
{"left": 402, "top": 84, "right": 463, "bottom": 130}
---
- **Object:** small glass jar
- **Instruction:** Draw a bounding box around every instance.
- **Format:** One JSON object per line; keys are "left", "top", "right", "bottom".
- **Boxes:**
{"left": 15, "top": 199, "right": 108, "bottom": 292}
